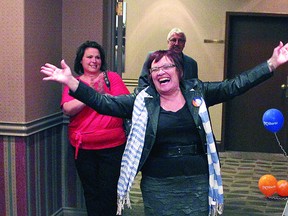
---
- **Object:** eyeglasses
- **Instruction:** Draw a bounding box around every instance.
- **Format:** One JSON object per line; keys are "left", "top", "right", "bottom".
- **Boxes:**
{"left": 149, "top": 64, "right": 176, "bottom": 74}
{"left": 169, "top": 38, "right": 186, "bottom": 44}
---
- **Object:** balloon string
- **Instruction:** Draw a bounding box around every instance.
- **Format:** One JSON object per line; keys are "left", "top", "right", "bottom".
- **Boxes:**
{"left": 266, "top": 133, "right": 288, "bottom": 201}
{"left": 274, "top": 132, "right": 288, "bottom": 159}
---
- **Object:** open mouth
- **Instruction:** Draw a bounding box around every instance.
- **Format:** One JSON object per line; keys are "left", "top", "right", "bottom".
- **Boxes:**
{"left": 159, "top": 77, "right": 170, "bottom": 84}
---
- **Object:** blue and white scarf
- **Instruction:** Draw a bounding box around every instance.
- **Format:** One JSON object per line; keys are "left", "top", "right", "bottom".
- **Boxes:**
{"left": 117, "top": 90, "right": 224, "bottom": 215}
{"left": 117, "top": 89, "right": 150, "bottom": 214}
{"left": 199, "top": 99, "right": 224, "bottom": 215}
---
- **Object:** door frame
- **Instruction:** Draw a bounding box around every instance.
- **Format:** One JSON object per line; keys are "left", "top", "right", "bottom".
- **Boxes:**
{"left": 103, "top": 0, "right": 126, "bottom": 76}
{"left": 220, "top": 12, "right": 288, "bottom": 152}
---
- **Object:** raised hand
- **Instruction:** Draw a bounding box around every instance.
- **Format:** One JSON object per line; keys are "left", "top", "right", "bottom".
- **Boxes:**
{"left": 40, "top": 60, "right": 79, "bottom": 91}
{"left": 269, "top": 41, "right": 288, "bottom": 70}
{"left": 40, "top": 60, "right": 73, "bottom": 84}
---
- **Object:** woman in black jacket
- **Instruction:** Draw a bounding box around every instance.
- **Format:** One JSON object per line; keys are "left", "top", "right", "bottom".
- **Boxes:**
{"left": 40, "top": 41, "right": 288, "bottom": 216}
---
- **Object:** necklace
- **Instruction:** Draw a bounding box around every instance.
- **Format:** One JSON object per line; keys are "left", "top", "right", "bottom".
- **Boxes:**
{"left": 81, "top": 73, "right": 105, "bottom": 93}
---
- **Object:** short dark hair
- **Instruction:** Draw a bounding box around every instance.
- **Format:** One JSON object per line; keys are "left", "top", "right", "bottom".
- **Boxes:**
{"left": 74, "top": 41, "right": 107, "bottom": 74}
{"left": 147, "top": 50, "right": 184, "bottom": 79}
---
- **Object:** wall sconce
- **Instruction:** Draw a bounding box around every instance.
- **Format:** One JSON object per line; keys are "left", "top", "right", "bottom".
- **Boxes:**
{"left": 204, "top": 39, "right": 224, "bottom": 44}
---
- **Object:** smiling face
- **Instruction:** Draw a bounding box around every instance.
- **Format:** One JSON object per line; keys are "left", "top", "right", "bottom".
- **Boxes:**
{"left": 150, "top": 56, "right": 181, "bottom": 95}
{"left": 81, "top": 47, "right": 102, "bottom": 75}
{"left": 167, "top": 33, "right": 186, "bottom": 53}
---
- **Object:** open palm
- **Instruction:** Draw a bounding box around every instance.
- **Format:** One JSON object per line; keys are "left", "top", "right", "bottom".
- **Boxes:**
{"left": 271, "top": 42, "right": 288, "bottom": 68}
{"left": 41, "top": 60, "right": 73, "bottom": 85}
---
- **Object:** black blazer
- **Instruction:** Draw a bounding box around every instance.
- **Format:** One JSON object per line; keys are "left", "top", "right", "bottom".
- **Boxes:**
{"left": 71, "top": 62, "right": 272, "bottom": 172}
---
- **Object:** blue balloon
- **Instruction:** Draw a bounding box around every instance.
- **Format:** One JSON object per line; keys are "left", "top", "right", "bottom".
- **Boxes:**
{"left": 262, "top": 109, "right": 284, "bottom": 133}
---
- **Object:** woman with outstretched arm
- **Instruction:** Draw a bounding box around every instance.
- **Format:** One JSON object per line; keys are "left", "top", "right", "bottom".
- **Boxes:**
{"left": 41, "top": 42, "right": 288, "bottom": 216}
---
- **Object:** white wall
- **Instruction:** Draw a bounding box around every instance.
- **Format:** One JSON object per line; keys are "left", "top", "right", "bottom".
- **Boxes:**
{"left": 124, "top": 0, "right": 288, "bottom": 140}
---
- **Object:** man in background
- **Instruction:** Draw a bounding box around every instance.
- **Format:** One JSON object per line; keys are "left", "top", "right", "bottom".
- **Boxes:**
{"left": 137, "top": 28, "right": 198, "bottom": 88}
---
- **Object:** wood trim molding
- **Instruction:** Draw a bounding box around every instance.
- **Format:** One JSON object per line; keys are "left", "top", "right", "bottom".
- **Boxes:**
{"left": 123, "top": 78, "right": 138, "bottom": 87}
{"left": 51, "top": 207, "right": 87, "bottom": 216}
{"left": 0, "top": 112, "right": 67, "bottom": 136}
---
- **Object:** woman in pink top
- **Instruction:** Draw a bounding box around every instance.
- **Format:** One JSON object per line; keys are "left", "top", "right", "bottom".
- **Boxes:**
{"left": 61, "top": 41, "right": 130, "bottom": 216}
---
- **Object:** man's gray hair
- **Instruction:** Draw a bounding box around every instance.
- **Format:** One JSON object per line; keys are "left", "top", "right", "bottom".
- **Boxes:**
{"left": 167, "top": 28, "right": 186, "bottom": 41}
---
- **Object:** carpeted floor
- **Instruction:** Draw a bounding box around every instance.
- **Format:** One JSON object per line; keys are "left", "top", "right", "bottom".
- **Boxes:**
{"left": 123, "top": 152, "right": 288, "bottom": 216}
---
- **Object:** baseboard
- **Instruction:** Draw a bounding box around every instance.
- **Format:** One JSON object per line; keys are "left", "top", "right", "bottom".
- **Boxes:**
{"left": 51, "top": 207, "right": 87, "bottom": 216}
{"left": 0, "top": 112, "right": 65, "bottom": 136}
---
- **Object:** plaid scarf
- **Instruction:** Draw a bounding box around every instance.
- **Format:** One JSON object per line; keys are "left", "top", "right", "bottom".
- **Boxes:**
{"left": 116, "top": 91, "right": 224, "bottom": 215}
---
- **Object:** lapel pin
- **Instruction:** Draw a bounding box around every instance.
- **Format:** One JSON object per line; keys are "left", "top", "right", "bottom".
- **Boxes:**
{"left": 192, "top": 97, "right": 202, "bottom": 107}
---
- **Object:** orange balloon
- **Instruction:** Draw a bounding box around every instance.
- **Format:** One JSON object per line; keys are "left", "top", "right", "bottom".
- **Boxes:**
{"left": 277, "top": 180, "right": 288, "bottom": 197}
{"left": 258, "top": 174, "right": 277, "bottom": 197}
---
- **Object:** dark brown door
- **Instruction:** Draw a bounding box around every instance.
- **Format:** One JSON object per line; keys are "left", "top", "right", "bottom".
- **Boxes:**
{"left": 222, "top": 12, "right": 288, "bottom": 153}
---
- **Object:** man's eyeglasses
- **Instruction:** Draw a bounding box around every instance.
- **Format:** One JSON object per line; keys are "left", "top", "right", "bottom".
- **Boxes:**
{"left": 149, "top": 64, "right": 176, "bottom": 74}
{"left": 169, "top": 38, "right": 186, "bottom": 44}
